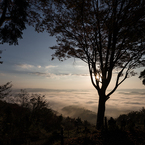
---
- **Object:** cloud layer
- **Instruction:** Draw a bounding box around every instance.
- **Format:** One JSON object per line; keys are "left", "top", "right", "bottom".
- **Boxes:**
{"left": 13, "top": 88, "right": 145, "bottom": 119}
{"left": 14, "top": 63, "right": 89, "bottom": 79}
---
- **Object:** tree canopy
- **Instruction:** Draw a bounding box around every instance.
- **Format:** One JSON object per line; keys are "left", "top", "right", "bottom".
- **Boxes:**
{"left": 0, "top": 82, "right": 12, "bottom": 99}
{"left": 0, "top": 0, "right": 52, "bottom": 63}
{"left": 38, "top": 0, "right": 145, "bottom": 96}
{"left": 0, "top": 0, "right": 29, "bottom": 45}
{"left": 37, "top": 0, "right": 145, "bottom": 129}
{"left": 0, "top": 0, "right": 51, "bottom": 45}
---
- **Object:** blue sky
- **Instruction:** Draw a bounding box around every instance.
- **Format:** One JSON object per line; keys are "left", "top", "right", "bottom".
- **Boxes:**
{"left": 0, "top": 26, "right": 145, "bottom": 91}
{"left": 0, "top": 26, "right": 91, "bottom": 89}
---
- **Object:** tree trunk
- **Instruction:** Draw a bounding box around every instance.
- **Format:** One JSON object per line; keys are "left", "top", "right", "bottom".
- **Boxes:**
{"left": 96, "top": 95, "right": 106, "bottom": 130}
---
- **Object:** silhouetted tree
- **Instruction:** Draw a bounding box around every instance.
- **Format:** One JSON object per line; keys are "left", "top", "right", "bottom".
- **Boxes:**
{"left": 63, "top": 117, "right": 74, "bottom": 137}
{"left": 0, "top": 82, "right": 12, "bottom": 99}
{"left": 75, "top": 117, "right": 83, "bottom": 133}
{"left": 108, "top": 117, "right": 116, "bottom": 130}
{"left": 0, "top": 0, "right": 29, "bottom": 45}
{"left": 0, "top": 0, "right": 52, "bottom": 63}
{"left": 139, "top": 70, "right": 145, "bottom": 85}
{"left": 0, "top": 0, "right": 51, "bottom": 44}
{"left": 15, "top": 89, "right": 29, "bottom": 107}
{"left": 121, "top": 118, "right": 126, "bottom": 130}
{"left": 37, "top": 0, "right": 145, "bottom": 129}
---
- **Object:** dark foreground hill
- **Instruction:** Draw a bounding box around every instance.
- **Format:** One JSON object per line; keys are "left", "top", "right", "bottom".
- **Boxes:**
{"left": 0, "top": 97, "right": 145, "bottom": 145}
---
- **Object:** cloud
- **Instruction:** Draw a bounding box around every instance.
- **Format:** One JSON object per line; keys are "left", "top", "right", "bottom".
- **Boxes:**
{"left": 74, "top": 65, "right": 87, "bottom": 68}
{"left": 124, "top": 102, "right": 142, "bottom": 105}
{"left": 86, "top": 101, "right": 95, "bottom": 104}
{"left": 29, "top": 72, "right": 62, "bottom": 78}
{"left": 30, "top": 72, "right": 46, "bottom": 76}
{"left": 37, "top": 65, "right": 41, "bottom": 68}
{"left": 16, "top": 64, "right": 58, "bottom": 70}
{"left": 14, "top": 63, "right": 89, "bottom": 78}
{"left": 49, "top": 96, "right": 55, "bottom": 98}
{"left": 11, "top": 88, "right": 145, "bottom": 120}
{"left": 16, "top": 64, "right": 34, "bottom": 69}
{"left": 118, "top": 90, "right": 145, "bottom": 95}
{"left": 0, "top": 73, "right": 6, "bottom": 76}
{"left": 45, "top": 65, "right": 57, "bottom": 69}
{"left": 29, "top": 71, "right": 89, "bottom": 78}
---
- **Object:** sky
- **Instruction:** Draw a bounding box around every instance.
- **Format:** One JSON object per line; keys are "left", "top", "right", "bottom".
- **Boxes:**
{"left": 0, "top": 26, "right": 145, "bottom": 117}
{"left": 0, "top": 26, "right": 144, "bottom": 90}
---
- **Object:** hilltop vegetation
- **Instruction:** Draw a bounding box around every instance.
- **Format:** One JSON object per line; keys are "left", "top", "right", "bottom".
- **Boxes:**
{"left": 0, "top": 87, "right": 145, "bottom": 144}
{"left": 0, "top": 83, "right": 145, "bottom": 145}
{"left": 0, "top": 93, "right": 63, "bottom": 145}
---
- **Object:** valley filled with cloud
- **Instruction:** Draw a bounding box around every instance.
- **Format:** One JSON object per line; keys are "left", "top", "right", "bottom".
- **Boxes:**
{"left": 12, "top": 88, "right": 145, "bottom": 123}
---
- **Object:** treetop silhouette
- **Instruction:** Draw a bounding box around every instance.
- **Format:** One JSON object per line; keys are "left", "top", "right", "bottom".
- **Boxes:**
{"left": 0, "top": 0, "right": 51, "bottom": 63}
{"left": 0, "top": 0, "right": 29, "bottom": 45}
{"left": 37, "top": 0, "right": 145, "bottom": 129}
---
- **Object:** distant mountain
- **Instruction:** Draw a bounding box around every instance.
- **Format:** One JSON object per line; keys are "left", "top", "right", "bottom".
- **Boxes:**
{"left": 61, "top": 105, "right": 97, "bottom": 124}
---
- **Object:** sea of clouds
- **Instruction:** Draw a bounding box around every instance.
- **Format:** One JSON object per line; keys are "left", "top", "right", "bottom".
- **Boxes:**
{"left": 18, "top": 88, "right": 145, "bottom": 119}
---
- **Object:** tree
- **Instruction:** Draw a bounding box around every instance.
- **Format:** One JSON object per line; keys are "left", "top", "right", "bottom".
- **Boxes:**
{"left": 0, "top": 0, "right": 28, "bottom": 64}
{"left": 37, "top": 0, "right": 145, "bottom": 129}
{"left": 139, "top": 70, "right": 145, "bottom": 85}
{"left": 15, "top": 89, "right": 30, "bottom": 107}
{"left": 0, "top": 0, "right": 51, "bottom": 45}
{"left": 0, "top": 0, "right": 29, "bottom": 45}
{"left": 0, "top": 82, "right": 12, "bottom": 99}
{"left": 0, "top": 0, "right": 51, "bottom": 63}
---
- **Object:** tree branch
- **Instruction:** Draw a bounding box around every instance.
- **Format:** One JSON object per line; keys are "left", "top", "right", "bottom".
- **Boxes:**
{"left": 106, "top": 68, "right": 128, "bottom": 101}
{"left": 0, "top": 0, "right": 8, "bottom": 27}
{"left": 96, "top": 0, "right": 103, "bottom": 70}
{"left": 106, "top": 55, "right": 135, "bottom": 100}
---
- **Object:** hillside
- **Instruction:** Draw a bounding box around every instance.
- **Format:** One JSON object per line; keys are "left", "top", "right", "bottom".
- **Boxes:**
{"left": 61, "top": 105, "right": 97, "bottom": 124}
{"left": 0, "top": 97, "right": 145, "bottom": 145}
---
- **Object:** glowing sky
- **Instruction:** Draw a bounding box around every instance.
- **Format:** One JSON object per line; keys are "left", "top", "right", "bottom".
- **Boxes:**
{"left": 0, "top": 26, "right": 145, "bottom": 91}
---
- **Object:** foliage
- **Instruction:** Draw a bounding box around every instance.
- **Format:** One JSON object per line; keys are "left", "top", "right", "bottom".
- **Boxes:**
{"left": 14, "top": 89, "right": 29, "bottom": 107}
{"left": 0, "top": 82, "right": 12, "bottom": 99}
{"left": 0, "top": 0, "right": 29, "bottom": 45}
{"left": 0, "top": 90, "right": 60, "bottom": 144}
{"left": 61, "top": 105, "right": 96, "bottom": 124}
{"left": 39, "top": 0, "right": 145, "bottom": 94}
{"left": 0, "top": 0, "right": 52, "bottom": 64}
{"left": 0, "top": 0, "right": 52, "bottom": 45}
{"left": 116, "top": 107, "right": 145, "bottom": 129}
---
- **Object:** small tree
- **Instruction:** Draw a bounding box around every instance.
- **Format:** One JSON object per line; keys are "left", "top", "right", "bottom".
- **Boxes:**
{"left": 0, "top": 82, "right": 12, "bottom": 99}
{"left": 15, "top": 89, "right": 29, "bottom": 107}
{"left": 30, "top": 94, "right": 48, "bottom": 112}
{"left": 38, "top": 0, "right": 145, "bottom": 129}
